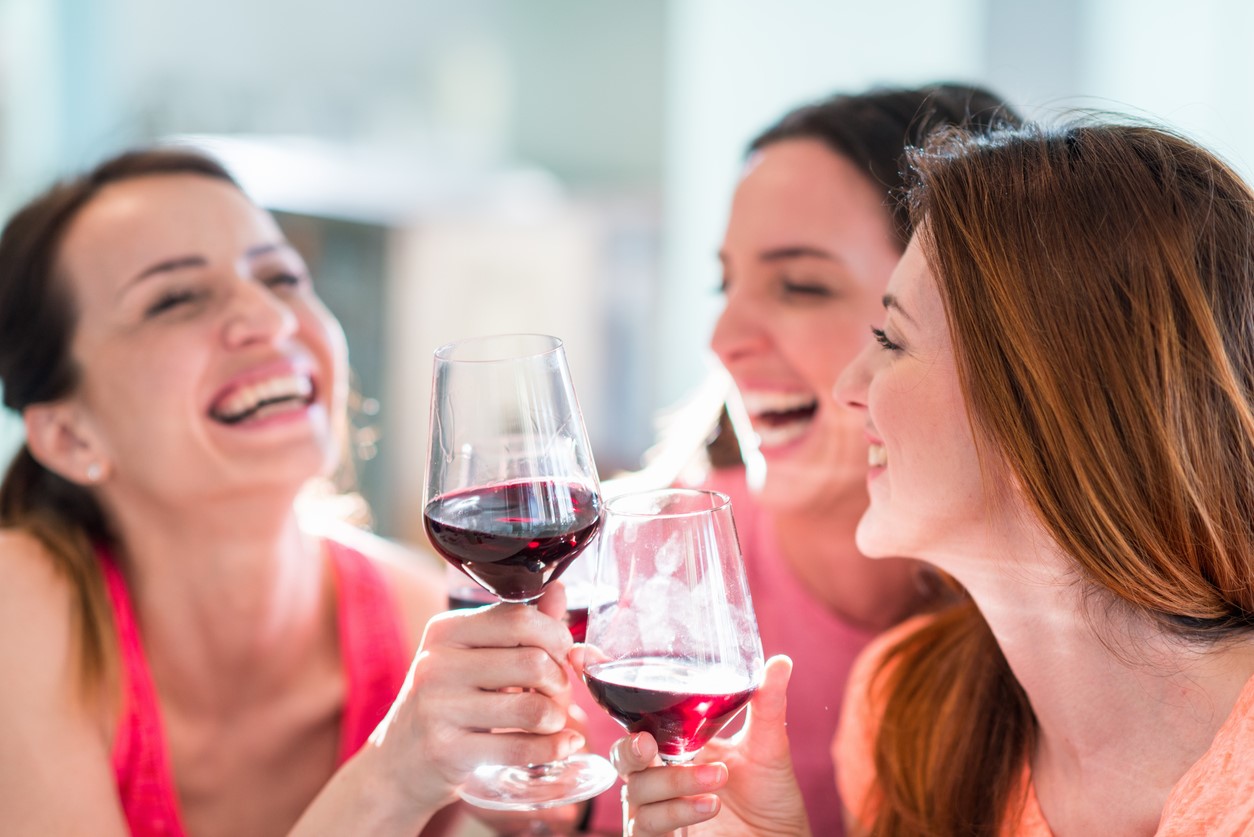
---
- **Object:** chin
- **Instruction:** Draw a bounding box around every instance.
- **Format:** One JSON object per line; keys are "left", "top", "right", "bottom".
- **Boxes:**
{"left": 853, "top": 510, "right": 899, "bottom": 559}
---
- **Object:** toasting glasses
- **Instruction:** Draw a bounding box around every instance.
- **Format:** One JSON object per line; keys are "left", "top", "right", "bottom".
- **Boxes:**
{"left": 423, "top": 333, "right": 616, "bottom": 810}
{"left": 582, "top": 488, "right": 764, "bottom": 832}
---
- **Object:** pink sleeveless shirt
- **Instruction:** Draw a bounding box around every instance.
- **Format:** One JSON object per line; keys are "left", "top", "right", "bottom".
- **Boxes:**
{"left": 99, "top": 540, "right": 409, "bottom": 837}
{"left": 577, "top": 467, "right": 876, "bottom": 835}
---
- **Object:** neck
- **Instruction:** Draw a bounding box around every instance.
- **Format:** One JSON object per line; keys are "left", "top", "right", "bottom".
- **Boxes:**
{"left": 930, "top": 532, "right": 1254, "bottom": 831}
{"left": 102, "top": 485, "right": 332, "bottom": 712}
{"left": 771, "top": 487, "right": 931, "bottom": 632}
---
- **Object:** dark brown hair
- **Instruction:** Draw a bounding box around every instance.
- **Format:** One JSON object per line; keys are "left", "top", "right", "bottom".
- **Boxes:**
{"left": 0, "top": 147, "right": 239, "bottom": 691}
{"left": 748, "top": 83, "right": 1022, "bottom": 247}
{"left": 865, "top": 122, "right": 1254, "bottom": 835}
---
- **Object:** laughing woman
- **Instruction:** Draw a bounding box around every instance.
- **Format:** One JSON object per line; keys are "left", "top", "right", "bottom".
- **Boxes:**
{"left": 0, "top": 148, "right": 583, "bottom": 836}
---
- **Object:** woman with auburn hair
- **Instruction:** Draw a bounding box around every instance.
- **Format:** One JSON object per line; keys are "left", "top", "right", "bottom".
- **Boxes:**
{"left": 608, "top": 120, "right": 1254, "bottom": 836}
{"left": 0, "top": 147, "right": 584, "bottom": 835}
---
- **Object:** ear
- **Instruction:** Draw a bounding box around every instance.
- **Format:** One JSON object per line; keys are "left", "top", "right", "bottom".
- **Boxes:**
{"left": 23, "top": 401, "right": 111, "bottom": 486}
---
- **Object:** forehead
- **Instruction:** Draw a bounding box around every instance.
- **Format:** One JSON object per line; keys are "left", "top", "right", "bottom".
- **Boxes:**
{"left": 726, "top": 138, "right": 890, "bottom": 240}
{"left": 57, "top": 174, "right": 278, "bottom": 289}
{"left": 887, "top": 237, "right": 945, "bottom": 320}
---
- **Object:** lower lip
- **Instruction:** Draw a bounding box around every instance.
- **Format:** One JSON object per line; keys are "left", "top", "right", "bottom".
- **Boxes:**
{"left": 213, "top": 401, "right": 320, "bottom": 431}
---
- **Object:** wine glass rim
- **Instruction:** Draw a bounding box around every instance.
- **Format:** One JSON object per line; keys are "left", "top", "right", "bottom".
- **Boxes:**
{"left": 434, "top": 333, "right": 564, "bottom": 363}
{"left": 604, "top": 487, "right": 732, "bottom": 519}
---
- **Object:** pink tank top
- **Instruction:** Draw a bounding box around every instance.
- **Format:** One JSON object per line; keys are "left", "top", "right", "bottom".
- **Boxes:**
{"left": 99, "top": 540, "right": 409, "bottom": 837}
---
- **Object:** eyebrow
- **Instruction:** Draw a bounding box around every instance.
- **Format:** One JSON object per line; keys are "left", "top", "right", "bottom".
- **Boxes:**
{"left": 718, "top": 245, "right": 844, "bottom": 266}
{"left": 759, "top": 245, "right": 840, "bottom": 263}
{"left": 129, "top": 242, "right": 291, "bottom": 284}
{"left": 883, "top": 293, "right": 917, "bottom": 324}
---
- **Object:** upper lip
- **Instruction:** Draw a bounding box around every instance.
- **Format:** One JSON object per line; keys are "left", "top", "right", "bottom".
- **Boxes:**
{"left": 865, "top": 430, "right": 884, "bottom": 446}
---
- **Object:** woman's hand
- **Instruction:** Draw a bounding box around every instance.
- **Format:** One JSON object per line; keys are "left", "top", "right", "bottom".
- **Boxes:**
{"left": 606, "top": 655, "right": 811, "bottom": 837}
{"left": 363, "top": 585, "right": 583, "bottom": 820}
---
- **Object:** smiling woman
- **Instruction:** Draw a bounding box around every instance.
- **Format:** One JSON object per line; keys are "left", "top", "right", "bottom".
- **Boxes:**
{"left": 0, "top": 147, "right": 587, "bottom": 837}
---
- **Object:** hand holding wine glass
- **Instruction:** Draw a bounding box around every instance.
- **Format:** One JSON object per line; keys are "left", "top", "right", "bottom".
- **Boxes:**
{"left": 580, "top": 489, "right": 799, "bottom": 835}
{"left": 422, "top": 333, "right": 616, "bottom": 811}
{"left": 603, "top": 656, "right": 811, "bottom": 837}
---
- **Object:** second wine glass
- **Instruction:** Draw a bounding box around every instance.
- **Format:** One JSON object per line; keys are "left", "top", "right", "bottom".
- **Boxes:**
{"left": 583, "top": 488, "right": 764, "bottom": 832}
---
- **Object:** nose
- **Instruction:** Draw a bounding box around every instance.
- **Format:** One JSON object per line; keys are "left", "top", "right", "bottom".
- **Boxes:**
{"left": 709, "top": 285, "right": 770, "bottom": 364}
{"left": 834, "top": 340, "right": 876, "bottom": 412}
{"left": 222, "top": 277, "right": 298, "bottom": 349}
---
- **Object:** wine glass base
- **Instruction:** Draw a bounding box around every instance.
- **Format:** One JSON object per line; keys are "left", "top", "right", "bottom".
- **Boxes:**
{"left": 458, "top": 754, "right": 618, "bottom": 812}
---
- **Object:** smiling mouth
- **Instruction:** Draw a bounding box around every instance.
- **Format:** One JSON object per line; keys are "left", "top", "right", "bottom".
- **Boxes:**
{"left": 210, "top": 373, "right": 315, "bottom": 425}
{"left": 739, "top": 390, "right": 819, "bottom": 448}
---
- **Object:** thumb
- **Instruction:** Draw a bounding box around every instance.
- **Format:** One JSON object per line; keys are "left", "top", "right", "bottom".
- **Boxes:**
{"left": 741, "top": 654, "right": 793, "bottom": 761}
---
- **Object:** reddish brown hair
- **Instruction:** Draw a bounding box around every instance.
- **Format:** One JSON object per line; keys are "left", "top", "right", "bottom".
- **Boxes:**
{"left": 865, "top": 122, "right": 1254, "bottom": 835}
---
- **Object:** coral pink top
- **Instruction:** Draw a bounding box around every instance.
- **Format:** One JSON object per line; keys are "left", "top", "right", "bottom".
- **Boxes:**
{"left": 835, "top": 614, "right": 1254, "bottom": 836}
{"left": 577, "top": 467, "right": 877, "bottom": 835}
{"left": 99, "top": 540, "right": 409, "bottom": 837}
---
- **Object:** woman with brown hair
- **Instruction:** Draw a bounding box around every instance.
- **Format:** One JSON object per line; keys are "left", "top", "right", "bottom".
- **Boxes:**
{"left": 610, "top": 120, "right": 1254, "bottom": 835}
{"left": 0, "top": 147, "right": 584, "bottom": 835}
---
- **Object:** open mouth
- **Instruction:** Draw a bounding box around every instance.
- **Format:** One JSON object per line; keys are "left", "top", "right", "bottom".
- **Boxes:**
{"left": 739, "top": 390, "right": 819, "bottom": 448}
{"left": 210, "top": 373, "right": 315, "bottom": 425}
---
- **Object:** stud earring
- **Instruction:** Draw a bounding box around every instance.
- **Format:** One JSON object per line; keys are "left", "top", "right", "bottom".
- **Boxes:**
{"left": 86, "top": 462, "right": 103, "bottom": 483}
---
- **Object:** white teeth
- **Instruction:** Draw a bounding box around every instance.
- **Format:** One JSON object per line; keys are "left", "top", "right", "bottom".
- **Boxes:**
{"left": 868, "top": 444, "right": 887, "bottom": 468}
{"left": 738, "top": 390, "right": 819, "bottom": 415}
{"left": 213, "top": 374, "right": 312, "bottom": 422}
{"left": 755, "top": 422, "right": 810, "bottom": 448}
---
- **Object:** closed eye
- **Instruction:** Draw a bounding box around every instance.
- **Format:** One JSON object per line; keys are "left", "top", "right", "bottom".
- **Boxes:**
{"left": 264, "top": 272, "right": 306, "bottom": 291}
{"left": 145, "top": 288, "right": 204, "bottom": 318}
{"left": 782, "top": 278, "right": 833, "bottom": 297}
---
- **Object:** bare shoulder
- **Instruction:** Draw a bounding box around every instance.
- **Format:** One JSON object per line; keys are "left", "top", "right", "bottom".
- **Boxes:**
{"left": 309, "top": 518, "right": 447, "bottom": 654}
{"left": 0, "top": 528, "right": 128, "bottom": 831}
{"left": 0, "top": 527, "right": 78, "bottom": 645}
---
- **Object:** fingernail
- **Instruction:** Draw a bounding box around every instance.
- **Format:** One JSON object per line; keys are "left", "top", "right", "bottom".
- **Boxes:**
{"left": 630, "top": 733, "right": 646, "bottom": 759}
{"left": 568, "top": 732, "right": 586, "bottom": 753}
{"left": 695, "top": 764, "right": 721, "bottom": 787}
{"left": 694, "top": 796, "right": 718, "bottom": 815}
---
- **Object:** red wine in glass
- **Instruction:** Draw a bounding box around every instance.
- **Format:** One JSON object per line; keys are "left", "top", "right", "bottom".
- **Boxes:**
{"left": 584, "top": 657, "right": 758, "bottom": 760}
{"left": 424, "top": 477, "right": 601, "bottom": 603}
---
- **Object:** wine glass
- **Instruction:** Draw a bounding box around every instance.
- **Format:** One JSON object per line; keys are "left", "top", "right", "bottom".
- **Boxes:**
{"left": 582, "top": 488, "right": 764, "bottom": 833}
{"left": 423, "top": 333, "right": 617, "bottom": 811}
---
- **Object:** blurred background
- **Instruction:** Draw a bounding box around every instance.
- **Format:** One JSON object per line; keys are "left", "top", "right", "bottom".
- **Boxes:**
{"left": 2, "top": 0, "right": 1251, "bottom": 545}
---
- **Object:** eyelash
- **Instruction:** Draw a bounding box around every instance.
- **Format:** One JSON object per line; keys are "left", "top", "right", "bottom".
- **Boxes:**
{"left": 781, "top": 278, "right": 832, "bottom": 297}
{"left": 144, "top": 272, "right": 305, "bottom": 318}
{"left": 145, "top": 289, "right": 203, "bottom": 318}
{"left": 265, "top": 271, "right": 304, "bottom": 290}
{"left": 870, "top": 326, "right": 901, "bottom": 351}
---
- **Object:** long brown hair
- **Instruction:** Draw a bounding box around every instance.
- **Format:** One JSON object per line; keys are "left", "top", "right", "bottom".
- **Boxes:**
{"left": 865, "top": 122, "right": 1254, "bottom": 834}
{"left": 0, "top": 148, "right": 239, "bottom": 693}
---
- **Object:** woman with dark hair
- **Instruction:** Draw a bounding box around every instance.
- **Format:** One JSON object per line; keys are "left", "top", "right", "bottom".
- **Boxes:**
{"left": 612, "top": 120, "right": 1254, "bottom": 835}
{"left": 578, "top": 83, "right": 1020, "bottom": 834}
{"left": 0, "top": 148, "right": 583, "bottom": 835}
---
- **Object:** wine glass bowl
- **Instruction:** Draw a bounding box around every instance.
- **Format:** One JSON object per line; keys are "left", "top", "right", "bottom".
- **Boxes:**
{"left": 424, "top": 334, "right": 602, "bottom": 604}
{"left": 422, "top": 333, "right": 616, "bottom": 810}
{"left": 582, "top": 488, "right": 764, "bottom": 765}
